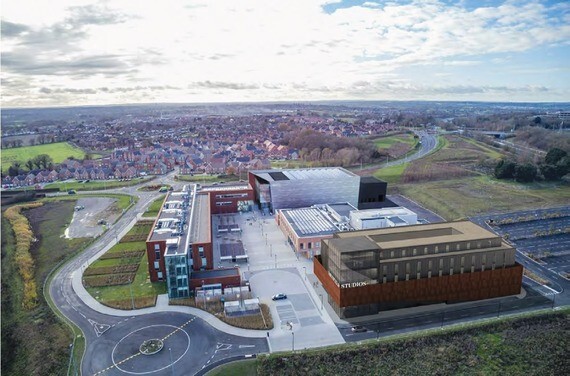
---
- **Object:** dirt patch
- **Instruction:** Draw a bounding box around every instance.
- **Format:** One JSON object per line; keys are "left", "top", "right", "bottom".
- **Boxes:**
{"left": 67, "top": 197, "right": 119, "bottom": 238}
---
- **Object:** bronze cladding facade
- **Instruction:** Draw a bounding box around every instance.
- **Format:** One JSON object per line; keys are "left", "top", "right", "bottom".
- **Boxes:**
{"left": 314, "top": 221, "right": 524, "bottom": 318}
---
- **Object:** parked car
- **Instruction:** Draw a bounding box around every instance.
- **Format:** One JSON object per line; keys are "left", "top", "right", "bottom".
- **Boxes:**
{"left": 351, "top": 325, "right": 367, "bottom": 333}
{"left": 68, "top": 189, "right": 77, "bottom": 195}
{"left": 272, "top": 293, "right": 287, "bottom": 301}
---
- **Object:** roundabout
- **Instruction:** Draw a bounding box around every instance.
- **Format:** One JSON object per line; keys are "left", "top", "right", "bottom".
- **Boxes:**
{"left": 111, "top": 324, "right": 190, "bottom": 375}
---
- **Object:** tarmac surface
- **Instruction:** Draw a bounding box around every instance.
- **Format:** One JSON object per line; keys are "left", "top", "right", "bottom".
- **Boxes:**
{"left": 67, "top": 196, "right": 118, "bottom": 238}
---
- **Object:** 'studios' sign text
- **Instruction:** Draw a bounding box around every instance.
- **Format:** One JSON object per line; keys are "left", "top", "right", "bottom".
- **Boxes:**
{"left": 340, "top": 281, "right": 367, "bottom": 289}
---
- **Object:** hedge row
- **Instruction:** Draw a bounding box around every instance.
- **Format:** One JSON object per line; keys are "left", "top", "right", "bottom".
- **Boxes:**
{"left": 3, "top": 202, "right": 44, "bottom": 310}
{"left": 83, "top": 273, "right": 136, "bottom": 287}
{"left": 84, "top": 264, "right": 139, "bottom": 276}
{"left": 103, "top": 296, "right": 157, "bottom": 310}
{"left": 119, "top": 234, "right": 149, "bottom": 243}
{"left": 99, "top": 250, "right": 145, "bottom": 260}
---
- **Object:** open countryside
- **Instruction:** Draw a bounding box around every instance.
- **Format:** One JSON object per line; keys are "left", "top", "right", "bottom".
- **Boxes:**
{"left": 1, "top": 142, "right": 87, "bottom": 173}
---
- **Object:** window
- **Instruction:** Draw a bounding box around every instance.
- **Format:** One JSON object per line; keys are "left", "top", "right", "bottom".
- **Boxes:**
{"left": 424, "top": 247, "right": 428, "bottom": 255}
{"left": 413, "top": 248, "right": 417, "bottom": 256}
{"left": 445, "top": 245, "right": 450, "bottom": 252}
{"left": 154, "top": 244, "right": 160, "bottom": 251}
{"left": 402, "top": 249, "right": 406, "bottom": 257}
{"left": 460, "top": 256, "right": 464, "bottom": 267}
{"left": 155, "top": 250, "right": 161, "bottom": 260}
{"left": 435, "top": 246, "right": 439, "bottom": 253}
{"left": 390, "top": 251, "right": 395, "bottom": 258}
{"left": 157, "top": 272, "right": 163, "bottom": 280}
{"left": 154, "top": 261, "right": 160, "bottom": 270}
{"left": 315, "top": 242, "right": 320, "bottom": 248}
{"left": 308, "top": 242, "right": 312, "bottom": 249}
{"left": 198, "top": 246, "right": 204, "bottom": 256}
{"left": 300, "top": 243, "right": 304, "bottom": 250}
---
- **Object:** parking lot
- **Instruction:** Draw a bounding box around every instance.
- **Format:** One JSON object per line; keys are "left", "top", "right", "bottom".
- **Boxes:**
{"left": 66, "top": 196, "right": 119, "bottom": 238}
{"left": 471, "top": 206, "right": 570, "bottom": 277}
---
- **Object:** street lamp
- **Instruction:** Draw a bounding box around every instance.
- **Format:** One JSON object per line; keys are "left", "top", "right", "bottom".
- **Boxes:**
{"left": 319, "top": 294, "right": 323, "bottom": 310}
{"left": 274, "top": 254, "right": 277, "bottom": 269}
{"left": 169, "top": 347, "right": 174, "bottom": 376}
{"left": 129, "top": 280, "right": 135, "bottom": 310}
{"left": 303, "top": 266, "right": 306, "bottom": 280}
{"left": 292, "top": 332, "right": 295, "bottom": 352}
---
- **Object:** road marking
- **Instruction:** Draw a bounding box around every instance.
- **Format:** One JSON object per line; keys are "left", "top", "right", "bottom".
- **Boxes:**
{"left": 88, "top": 319, "right": 111, "bottom": 337}
{"left": 239, "top": 345, "right": 256, "bottom": 348}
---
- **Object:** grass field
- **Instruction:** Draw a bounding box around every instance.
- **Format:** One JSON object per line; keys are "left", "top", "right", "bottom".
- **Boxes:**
{"left": 373, "top": 133, "right": 417, "bottom": 149}
{"left": 1, "top": 201, "right": 92, "bottom": 376}
{"left": 373, "top": 162, "right": 409, "bottom": 184}
{"left": 45, "top": 177, "right": 152, "bottom": 191}
{"left": 144, "top": 195, "right": 166, "bottom": 217}
{"left": 1, "top": 142, "right": 86, "bottom": 173}
{"left": 398, "top": 176, "right": 570, "bottom": 220}
{"left": 252, "top": 309, "right": 568, "bottom": 376}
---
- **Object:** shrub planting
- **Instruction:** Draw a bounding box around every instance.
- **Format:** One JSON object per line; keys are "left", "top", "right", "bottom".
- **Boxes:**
{"left": 3, "top": 202, "right": 44, "bottom": 310}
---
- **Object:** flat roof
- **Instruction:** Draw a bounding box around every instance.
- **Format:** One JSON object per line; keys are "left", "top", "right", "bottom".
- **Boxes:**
{"left": 149, "top": 192, "right": 188, "bottom": 243}
{"left": 281, "top": 207, "right": 339, "bottom": 237}
{"left": 350, "top": 207, "right": 416, "bottom": 221}
{"left": 333, "top": 220, "right": 499, "bottom": 250}
{"left": 191, "top": 268, "right": 239, "bottom": 279}
{"left": 189, "top": 193, "right": 211, "bottom": 244}
{"left": 326, "top": 203, "right": 356, "bottom": 219}
{"left": 251, "top": 167, "right": 357, "bottom": 182}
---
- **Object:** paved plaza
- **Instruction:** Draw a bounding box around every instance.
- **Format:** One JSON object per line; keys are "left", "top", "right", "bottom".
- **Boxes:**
{"left": 212, "top": 209, "right": 345, "bottom": 352}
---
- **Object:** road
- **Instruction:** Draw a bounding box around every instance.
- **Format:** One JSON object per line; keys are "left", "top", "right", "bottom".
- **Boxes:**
{"left": 356, "top": 130, "right": 438, "bottom": 175}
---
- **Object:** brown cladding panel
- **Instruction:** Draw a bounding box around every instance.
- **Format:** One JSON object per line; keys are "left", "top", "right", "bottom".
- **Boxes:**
{"left": 314, "top": 255, "right": 523, "bottom": 308}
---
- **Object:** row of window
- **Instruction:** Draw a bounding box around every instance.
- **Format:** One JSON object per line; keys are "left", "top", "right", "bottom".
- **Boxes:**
{"left": 215, "top": 193, "right": 248, "bottom": 199}
{"left": 382, "top": 240, "right": 499, "bottom": 259}
{"left": 299, "top": 241, "right": 320, "bottom": 250}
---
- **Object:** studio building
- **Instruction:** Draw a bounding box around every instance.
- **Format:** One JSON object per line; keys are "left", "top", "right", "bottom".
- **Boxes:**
{"left": 314, "top": 220, "right": 523, "bottom": 318}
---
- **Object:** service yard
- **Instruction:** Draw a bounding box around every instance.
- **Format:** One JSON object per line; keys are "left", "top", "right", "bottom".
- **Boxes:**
{"left": 66, "top": 196, "right": 120, "bottom": 238}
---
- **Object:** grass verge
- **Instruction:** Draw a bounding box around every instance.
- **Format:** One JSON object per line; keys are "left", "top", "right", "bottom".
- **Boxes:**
{"left": 206, "top": 359, "right": 257, "bottom": 376}
{"left": 143, "top": 195, "right": 166, "bottom": 218}
{"left": 45, "top": 177, "right": 152, "bottom": 191}
{"left": 254, "top": 308, "right": 569, "bottom": 376}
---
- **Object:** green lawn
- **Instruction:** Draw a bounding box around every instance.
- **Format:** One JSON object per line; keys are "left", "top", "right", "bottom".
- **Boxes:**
{"left": 101, "top": 241, "right": 147, "bottom": 255}
{"left": 270, "top": 160, "right": 319, "bottom": 169}
{"left": 1, "top": 142, "right": 87, "bottom": 173}
{"left": 86, "top": 253, "right": 166, "bottom": 303}
{"left": 45, "top": 177, "right": 152, "bottom": 191}
{"left": 144, "top": 195, "right": 166, "bottom": 217}
{"left": 373, "top": 133, "right": 417, "bottom": 149}
{"left": 373, "top": 162, "right": 409, "bottom": 184}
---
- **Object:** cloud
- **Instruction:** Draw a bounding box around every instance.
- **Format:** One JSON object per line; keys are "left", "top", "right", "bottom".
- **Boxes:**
{"left": 190, "top": 81, "right": 260, "bottom": 90}
{"left": 2, "top": 52, "right": 131, "bottom": 77}
{"left": 1, "top": 0, "right": 569, "bottom": 106}
{"left": 1, "top": 20, "right": 29, "bottom": 37}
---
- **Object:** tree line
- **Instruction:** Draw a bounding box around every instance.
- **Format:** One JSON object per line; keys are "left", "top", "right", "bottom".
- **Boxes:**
{"left": 7, "top": 154, "right": 54, "bottom": 177}
{"left": 279, "top": 128, "right": 384, "bottom": 167}
{"left": 494, "top": 148, "right": 569, "bottom": 183}
{"left": 1, "top": 134, "right": 60, "bottom": 149}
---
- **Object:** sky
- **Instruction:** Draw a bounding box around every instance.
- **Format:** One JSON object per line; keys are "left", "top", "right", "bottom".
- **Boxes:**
{"left": 2, "top": 0, "right": 569, "bottom": 108}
